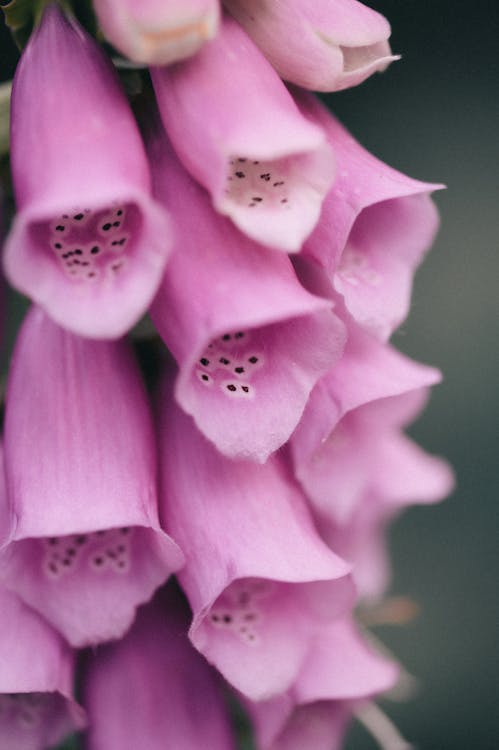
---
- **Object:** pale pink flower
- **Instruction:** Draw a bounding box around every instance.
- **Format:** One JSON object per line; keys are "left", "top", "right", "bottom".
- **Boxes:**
{"left": 84, "top": 585, "right": 235, "bottom": 750}
{"left": 147, "top": 123, "right": 346, "bottom": 462}
{"left": 151, "top": 15, "right": 335, "bottom": 251}
{"left": 225, "top": 0, "right": 398, "bottom": 92}
{"left": 0, "top": 307, "right": 183, "bottom": 646}
{"left": 0, "top": 586, "right": 85, "bottom": 749}
{"left": 3, "top": 5, "right": 171, "bottom": 338}
{"left": 158, "top": 376, "right": 354, "bottom": 700}
{"left": 94, "top": 0, "right": 220, "bottom": 65}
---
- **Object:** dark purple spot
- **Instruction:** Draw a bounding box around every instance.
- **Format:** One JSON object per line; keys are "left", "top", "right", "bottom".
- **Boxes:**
{"left": 242, "top": 386, "right": 250, "bottom": 393}
{"left": 73, "top": 213, "right": 84, "bottom": 221}
{"left": 227, "top": 384, "right": 237, "bottom": 392}
{"left": 235, "top": 171, "right": 245, "bottom": 179}
{"left": 235, "top": 366, "right": 245, "bottom": 374}
{"left": 248, "top": 356, "right": 258, "bottom": 364}
{"left": 102, "top": 223, "right": 112, "bottom": 231}
{"left": 91, "top": 246, "right": 100, "bottom": 254}
{"left": 55, "top": 225, "right": 65, "bottom": 232}
{"left": 200, "top": 358, "right": 209, "bottom": 366}
{"left": 220, "top": 357, "right": 230, "bottom": 365}
{"left": 260, "top": 173, "right": 271, "bottom": 181}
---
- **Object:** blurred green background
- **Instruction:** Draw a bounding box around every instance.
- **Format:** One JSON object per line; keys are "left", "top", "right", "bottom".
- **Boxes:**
{"left": 1, "top": 1, "right": 498, "bottom": 748}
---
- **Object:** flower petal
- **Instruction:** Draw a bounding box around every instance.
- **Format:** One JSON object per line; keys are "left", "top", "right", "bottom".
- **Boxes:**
{"left": 0, "top": 307, "right": 183, "bottom": 646}
{"left": 151, "top": 16, "right": 334, "bottom": 251}
{"left": 4, "top": 5, "right": 171, "bottom": 338}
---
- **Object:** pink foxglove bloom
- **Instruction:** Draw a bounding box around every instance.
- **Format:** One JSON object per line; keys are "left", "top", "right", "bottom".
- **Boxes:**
{"left": 316, "top": 392, "right": 454, "bottom": 598}
{"left": 158, "top": 379, "right": 354, "bottom": 701}
{"left": 0, "top": 586, "right": 85, "bottom": 749}
{"left": 84, "top": 585, "right": 235, "bottom": 750}
{"left": 148, "top": 126, "right": 345, "bottom": 462}
{"left": 225, "top": 0, "right": 397, "bottom": 92}
{"left": 94, "top": 0, "right": 220, "bottom": 65}
{"left": 0, "top": 307, "right": 184, "bottom": 646}
{"left": 247, "top": 618, "right": 397, "bottom": 750}
{"left": 3, "top": 4, "right": 171, "bottom": 338}
{"left": 291, "top": 321, "right": 448, "bottom": 524}
{"left": 151, "top": 16, "right": 335, "bottom": 252}
{"left": 297, "top": 93, "right": 441, "bottom": 340}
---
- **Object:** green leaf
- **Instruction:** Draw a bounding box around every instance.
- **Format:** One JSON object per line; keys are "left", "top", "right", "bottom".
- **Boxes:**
{"left": 1, "top": 0, "right": 36, "bottom": 49}
{"left": 0, "top": 81, "right": 11, "bottom": 158}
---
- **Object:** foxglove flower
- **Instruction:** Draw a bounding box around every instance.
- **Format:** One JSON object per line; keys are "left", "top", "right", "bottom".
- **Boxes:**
{"left": 147, "top": 125, "right": 346, "bottom": 461}
{"left": 297, "top": 93, "right": 441, "bottom": 340}
{"left": 247, "top": 618, "right": 397, "bottom": 750}
{"left": 291, "top": 321, "right": 448, "bottom": 524}
{"left": 151, "top": 16, "right": 335, "bottom": 252}
{"left": 84, "top": 584, "right": 235, "bottom": 750}
{"left": 0, "top": 307, "right": 184, "bottom": 646}
{"left": 158, "top": 378, "right": 354, "bottom": 701}
{"left": 94, "top": 0, "right": 220, "bottom": 65}
{"left": 0, "top": 586, "right": 85, "bottom": 749}
{"left": 3, "top": 4, "right": 171, "bottom": 338}
{"left": 225, "top": 0, "right": 398, "bottom": 92}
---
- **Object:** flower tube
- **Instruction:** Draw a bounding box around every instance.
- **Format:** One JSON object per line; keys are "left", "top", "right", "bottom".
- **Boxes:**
{"left": 3, "top": 4, "right": 171, "bottom": 338}
{"left": 225, "top": 0, "right": 397, "bottom": 92}
{"left": 151, "top": 16, "right": 335, "bottom": 252}
{"left": 147, "top": 125, "right": 345, "bottom": 462}
{"left": 297, "top": 93, "right": 441, "bottom": 340}
{"left": 84, "top": 584, "right": 235, "bottom": 750}
{"left": 0, "top": 307, "right": 184, "bottom": 647}
{"left": 93, "top": 0, "right": 220, "bottom": 65}
{"left": 0, "top": 586, "right": 85, "bottom": 749}
{"left": 247, "top": 618, "right": 397, "bottom": 750}
{"left": 290, "top": 321, "right": 447, "bottom": 524}
{"left": 158, "top": 375, "right": 355, "bottom": 701}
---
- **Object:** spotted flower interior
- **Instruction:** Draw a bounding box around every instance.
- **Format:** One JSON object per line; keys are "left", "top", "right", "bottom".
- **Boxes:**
{"left": 30, "top": 202, "right": 142, "bottom": 285}
{"left": 0, "top": 526, "right": 179, "bottom": 647}
{"left": 181, "top": 310, "right": 339, "bottom": 461}
{"left": 222, "top": 149, "right": 331, "bottom": 251}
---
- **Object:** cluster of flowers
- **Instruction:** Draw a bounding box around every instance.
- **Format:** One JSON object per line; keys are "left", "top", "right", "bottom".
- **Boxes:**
{"left": 0, "top": 1, "right": 454, "bottom": 748}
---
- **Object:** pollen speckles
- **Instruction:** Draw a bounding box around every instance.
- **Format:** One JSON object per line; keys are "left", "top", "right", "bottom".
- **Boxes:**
{"left": 208, "top": 579, "right": 274, "bottom": 646}
{"left": 194, "top": 331, "right": 265, "bottom": 400}
{"left": 47, "top": 204, "right": 132, "bottom": 282}
{"left": 42, "top": 527, "right": 134, "bottom": 579}
{"left": 226, "top": 157, "right": 291, "bottom": 210}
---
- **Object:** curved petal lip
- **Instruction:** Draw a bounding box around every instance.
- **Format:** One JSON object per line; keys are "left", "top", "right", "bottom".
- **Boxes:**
{"left": 3, "top": 191, "right": 171, "bottom": 339}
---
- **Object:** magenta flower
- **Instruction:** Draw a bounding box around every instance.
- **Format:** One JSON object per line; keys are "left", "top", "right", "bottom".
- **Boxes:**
{"left": 151, "top": 15, "right": 335, "bottom": 251}
{"left": 297, "top": 92, "right": 442, "bottom": 340}
{"left": 84, "top": 585, "right": 235, "bottom": 750}
{"left": 3, "top": 5, "right": 171, "bottom": 338}
{"left": 93, "top": 0, "right": 220, "bottom": 65}
{"left": 291, "top": 320, "right": 448, "bottom": 524}
{"left": 147, "top": 126, "right": 346, "bottom": 461}
{"left": 225, "top": 0, "right": 398, "bottom": 92}
{"left": 247, "top": 618, "right": 397, "bottom": 750}
{"left": 158, "top": 379, "right": 354, "bottom": 700}
{"left": 0, "top": 586, "right": 85, "bottom": 749}
{"left": 0, "top": 307, "right": 184, "bottom": 646}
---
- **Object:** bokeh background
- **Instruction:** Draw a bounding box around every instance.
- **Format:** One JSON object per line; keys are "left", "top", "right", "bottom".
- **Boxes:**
{"left": 1, "top": 2, "right": 498, "bottom": 748}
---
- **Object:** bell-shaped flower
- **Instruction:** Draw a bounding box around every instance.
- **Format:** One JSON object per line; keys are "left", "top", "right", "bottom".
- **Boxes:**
{"left": 151, "top": 15, "right": 335, "bottom": 252}
{"left": 0, "top": 306, "right": 184, "bottom": 647}
{"left": 225, "top": 0, "right": 398, "bottom": 93}
{"left": 3, "top": 4, "right": 171, "bottom": 339}
{"left": 84, "top": 584, "right": 235, "bottom": 750}
{"left": 158, "top": 377, "right": 355, "bottom": 701}
{"left": 93, "top": 0, "right": 220, "bottom": 65}
{"left": 296, "top": 92, "right": 441, "bottom": 340}
{"left": 291, "top": 320, "right": 452, "bottom": 527}
{"left": 247, "top": 618, "right": 398, "bottom": 750}
{"left": 0, "top": 586, "right": 85, "bottom": 749}
{"left": 147, "top": 125, "right": 346, "bottom": 462}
